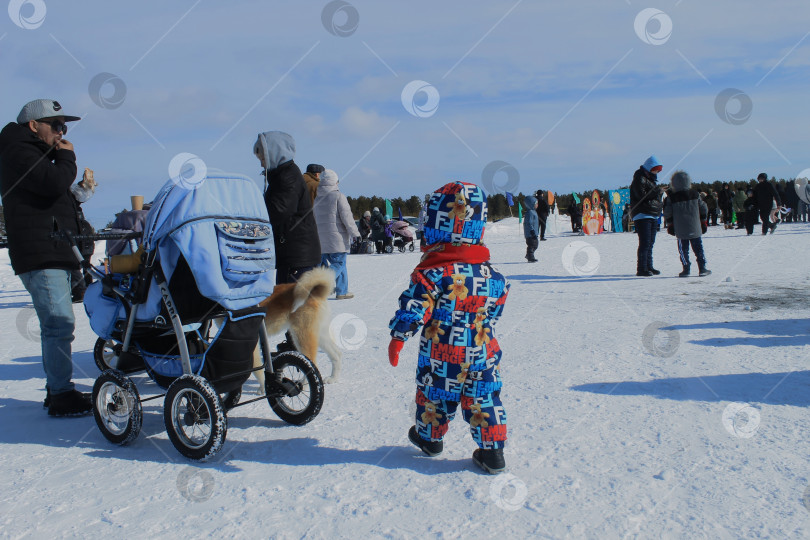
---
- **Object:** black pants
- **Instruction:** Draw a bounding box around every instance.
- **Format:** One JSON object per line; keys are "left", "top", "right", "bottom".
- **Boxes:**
{"left": 635, "top": 218, "right": 657, "bottom": 271}
{"left": 525, "top": 236, "right": 538, "bottom": 260}
{"left": 759, "top": 209, "right": 775, "bottom": 234}
{"left": 275, "top": 264, "right": 315, "bottom": 285}
{"left": 539, "top": 218, "right": 547, "bottom": 240}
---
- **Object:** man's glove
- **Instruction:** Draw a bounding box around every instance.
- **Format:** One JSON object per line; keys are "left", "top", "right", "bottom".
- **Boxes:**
{"left": 388, "top": 339, "right": 404, "bottom": 367}
{"left": 701, "top": 220, "right": 708, "bottom": 234}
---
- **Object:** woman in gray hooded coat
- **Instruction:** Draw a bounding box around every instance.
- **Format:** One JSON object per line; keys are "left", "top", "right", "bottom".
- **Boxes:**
{"left": 663, "top": 171, "right": 711, "bottom": 277}
{"left": 313, "top": 169, "right": 360, "bottom": 299}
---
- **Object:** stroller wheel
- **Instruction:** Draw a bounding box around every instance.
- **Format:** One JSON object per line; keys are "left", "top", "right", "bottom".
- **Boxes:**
{"left": 93, "top": 338, "right": 117, "bottom": 371}
{"left": 93, "top": 369, "right": 142, "bottom": 446}
{"left": 265, "top": 351, "right": 324, "bottom": 426}
{"left": 398, "top": 245, "right": 405, "bottom": 252}
{"left": 408, "top": 243, "right": 415, "bottom": 252}
{"left": 164, "top": 375, "right": 227, "bottom": 461}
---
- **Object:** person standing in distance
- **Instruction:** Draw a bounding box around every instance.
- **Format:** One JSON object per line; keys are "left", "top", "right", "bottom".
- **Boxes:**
{"left": 630, "top": 155, "right": 664, "bottom": 277}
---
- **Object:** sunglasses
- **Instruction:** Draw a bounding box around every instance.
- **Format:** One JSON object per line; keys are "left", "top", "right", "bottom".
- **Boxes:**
{"left": 38, "top": 119, "right": 68, "bottom": 135}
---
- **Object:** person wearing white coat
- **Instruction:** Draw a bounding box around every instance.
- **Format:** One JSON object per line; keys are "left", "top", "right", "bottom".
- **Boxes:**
{"left": 313, "top": 169, "right": 361, "bottom": 299}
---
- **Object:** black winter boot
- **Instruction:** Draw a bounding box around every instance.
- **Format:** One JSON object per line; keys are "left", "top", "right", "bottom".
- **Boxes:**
{"left": 679, "top": 264, "right": 690, "bottom": 277}
{"left": 472, "top": 448, "right": 506, "bottom": 474}
{"left": 636, "top": 269, "right": 653, "bottom": 277}
{"left": 649, "top": 267, "right": 661, "bottom": 275}
{"left": 408, "top": 426, "right": 443, "bottom": 457}
{"left": 47, "top": 390, "right": 92, "bottom": 417}
{"left": 698, "top": 264, "right": 712, "bottom": 277}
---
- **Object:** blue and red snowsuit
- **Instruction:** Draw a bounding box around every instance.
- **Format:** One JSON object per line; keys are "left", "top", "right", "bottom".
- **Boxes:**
{"left": 389, "top": 181, "right": 510, "bottom": 450}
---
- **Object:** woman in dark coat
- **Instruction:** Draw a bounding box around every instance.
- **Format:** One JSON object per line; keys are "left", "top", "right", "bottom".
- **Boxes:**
{"left": 630, "top": 155, "right": 663, "bottom": 276}
{"left": 370, "top": 207, "right": 387, "bottom": 253}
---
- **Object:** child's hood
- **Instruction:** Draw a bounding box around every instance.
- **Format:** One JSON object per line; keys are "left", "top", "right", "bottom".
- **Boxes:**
{"left": 423, "top": 181, "right": 488, "bottom": 246}
{"left": 523, "top": 195, "right": 537, "bottom": 209}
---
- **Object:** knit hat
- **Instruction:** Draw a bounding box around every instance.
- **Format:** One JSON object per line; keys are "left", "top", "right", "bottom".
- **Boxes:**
{"left": 757, "top": 172, "right": 768, "bottom": 181}
{"left": 306, "top": 164, "right": 325, "bottom": 174}
{"left": 363, "top": 210, "right": 371, "bottom": 217}
{"left": 422, "top": 181, "right": 488, "bottom": 246}
{"left": 17, "top": 99, "right": 81, "bottom": 123}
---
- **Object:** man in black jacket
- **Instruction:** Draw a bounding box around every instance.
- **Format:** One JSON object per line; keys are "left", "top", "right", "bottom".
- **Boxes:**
{"left": 0, "top": 99, "right": 91, "bottom": 416}
{"left": 753, "top": 172, "right": 782, "bottom": 235}
{"left": 535, "top": 190, "right": 550, "bottom": 240}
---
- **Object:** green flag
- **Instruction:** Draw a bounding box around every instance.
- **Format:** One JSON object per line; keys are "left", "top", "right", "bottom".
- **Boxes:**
{"left": 518, "top": 200, "right": 522, "bottom": 223}
{"left": 385, "top": 199, "right": 393, "bottom": 220}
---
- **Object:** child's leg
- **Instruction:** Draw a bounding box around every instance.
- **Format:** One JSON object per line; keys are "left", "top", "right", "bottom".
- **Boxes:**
{"left": 461, "top": 393, "right": 507, "bottom": 450}
{"left": 677, "top": 238, "right": 691, "bottom": 266}
{"left": 414, "top": 389, "right": 458, "bottom": 442}
{"left": 691, "top": 238, "right": 707, "bottom": 267}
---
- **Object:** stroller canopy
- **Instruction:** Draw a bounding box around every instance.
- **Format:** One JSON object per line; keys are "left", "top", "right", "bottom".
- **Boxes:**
{"left": 142, "top": 173, "right": 276, "bottom": 310}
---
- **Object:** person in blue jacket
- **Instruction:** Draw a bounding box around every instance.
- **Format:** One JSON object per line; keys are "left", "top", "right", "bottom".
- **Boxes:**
{"left": 522, "top": 195, "right": 539, "bottom": 262}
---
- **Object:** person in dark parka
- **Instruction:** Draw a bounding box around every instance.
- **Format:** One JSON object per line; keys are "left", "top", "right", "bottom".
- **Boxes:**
{"left": 534, "top": 190, "right": 550, "bottom": 240}
{"left": 254, "top": 131, "right": 321, "bottom": 283}
{"left": 630, "top": 155, "right": 663, "bottom": 276}
{"left": 0, "top": 98, "right": 91, "bottom": 417}
{"left": 753, "top": 172, "right": 782, "bottom": 235}
{"left": 370, "top": 206, "right": 387, "bottom": 253}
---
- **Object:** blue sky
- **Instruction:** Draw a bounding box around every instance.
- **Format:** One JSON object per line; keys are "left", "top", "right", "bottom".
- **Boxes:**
{"left": 2, "top": 0, "right": 810, "bottom": 227}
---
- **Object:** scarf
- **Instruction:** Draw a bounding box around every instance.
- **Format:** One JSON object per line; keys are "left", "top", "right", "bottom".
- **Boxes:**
{"left": 413, "top": 243, "right": 491, "bottom": 273}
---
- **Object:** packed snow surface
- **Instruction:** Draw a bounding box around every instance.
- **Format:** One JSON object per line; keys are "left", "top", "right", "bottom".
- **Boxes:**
{"left": 2, "top": 215, "right": 809, "bottom": 539}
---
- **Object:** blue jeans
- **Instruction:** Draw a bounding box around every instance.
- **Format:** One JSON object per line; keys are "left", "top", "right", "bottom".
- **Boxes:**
{"left": 321, "top": 252, "right": 348, "bottom": 296}
{"left": 18, "top": 269, "right": 76, "bottom": 395}
{"left": 635, "top": 218, "right": 657, "bottom": 271}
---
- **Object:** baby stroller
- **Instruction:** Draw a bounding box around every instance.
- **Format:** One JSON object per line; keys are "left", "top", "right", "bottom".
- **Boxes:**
{"left": 74, "top": 174, "right": 324, "bottom": 461}
{"left": 385, "top": 220, "right": 415, "bottom": 253}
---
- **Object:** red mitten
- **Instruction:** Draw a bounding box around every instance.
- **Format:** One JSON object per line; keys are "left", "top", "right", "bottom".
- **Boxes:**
{"left": 388, "top": 339, "right": 404, "bottom": 367}
{"left": 701, "top": 220, "right": 708, "bottom": 234}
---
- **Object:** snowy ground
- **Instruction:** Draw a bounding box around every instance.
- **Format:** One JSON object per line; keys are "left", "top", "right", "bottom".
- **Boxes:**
{"left": 2, "top": 214, "right": 810, "bottom": 539}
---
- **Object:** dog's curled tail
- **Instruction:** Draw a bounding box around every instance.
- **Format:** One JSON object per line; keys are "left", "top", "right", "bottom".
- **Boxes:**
{"left": 292, "top": 267, "right": 336, "bottom": 312}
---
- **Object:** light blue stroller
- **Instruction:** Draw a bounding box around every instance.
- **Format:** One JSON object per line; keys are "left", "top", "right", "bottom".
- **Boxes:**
{"left": 79, "top": 173, "right": 324, "bottom": 460}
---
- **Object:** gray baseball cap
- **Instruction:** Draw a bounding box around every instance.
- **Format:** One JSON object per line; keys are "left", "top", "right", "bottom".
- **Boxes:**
{"left": 17, "top": 99, "right": 81, "bottom": 124}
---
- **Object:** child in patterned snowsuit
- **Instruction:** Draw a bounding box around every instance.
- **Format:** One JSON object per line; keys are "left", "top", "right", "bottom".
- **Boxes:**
{"left": 388, "top": 181, "right": 510, "bottom": 474}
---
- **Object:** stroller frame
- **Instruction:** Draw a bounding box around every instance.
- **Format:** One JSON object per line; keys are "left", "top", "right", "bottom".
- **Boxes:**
{"left": 60, "top": 228, "right": 324, "bottom": 461}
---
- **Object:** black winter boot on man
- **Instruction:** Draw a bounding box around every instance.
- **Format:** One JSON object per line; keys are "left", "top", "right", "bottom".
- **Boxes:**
{"left": 649, "top": 267, "right": 661, "bottom": 275}
{"left": 698, "top": 264, "right": 712, "bottom": 277}
{"left": 408, "top": 426, "right": 443, "bottom": 457}
{"left": 473, "top": 448, "right": 506, "bottom": 474}
{"left": 679, "top": 264, "right": 690, "bottom": 277}
{"left": 47, "top": 389, "right": 92, "bottom": 417}
{"left": 636, "top": 269, "right": 653, "bottom": 277}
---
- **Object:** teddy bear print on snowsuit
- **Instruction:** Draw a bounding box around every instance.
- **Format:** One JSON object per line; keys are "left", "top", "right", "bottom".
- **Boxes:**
{"left": 447, "top": 273, "right": 469, "bottom": 301}
{"left": 424, "top": 320, "right": 446, "bottom": 344}
{"left": 421, "top": 401, "right": 443, "bottom": 426}
{"left": 469, "top": 403, "right": 490, "bottom": 428}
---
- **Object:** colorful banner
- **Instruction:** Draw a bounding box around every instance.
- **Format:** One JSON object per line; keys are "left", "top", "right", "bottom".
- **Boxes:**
{"left": 608, "top": 189, "right": 631, "bottom": 232}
